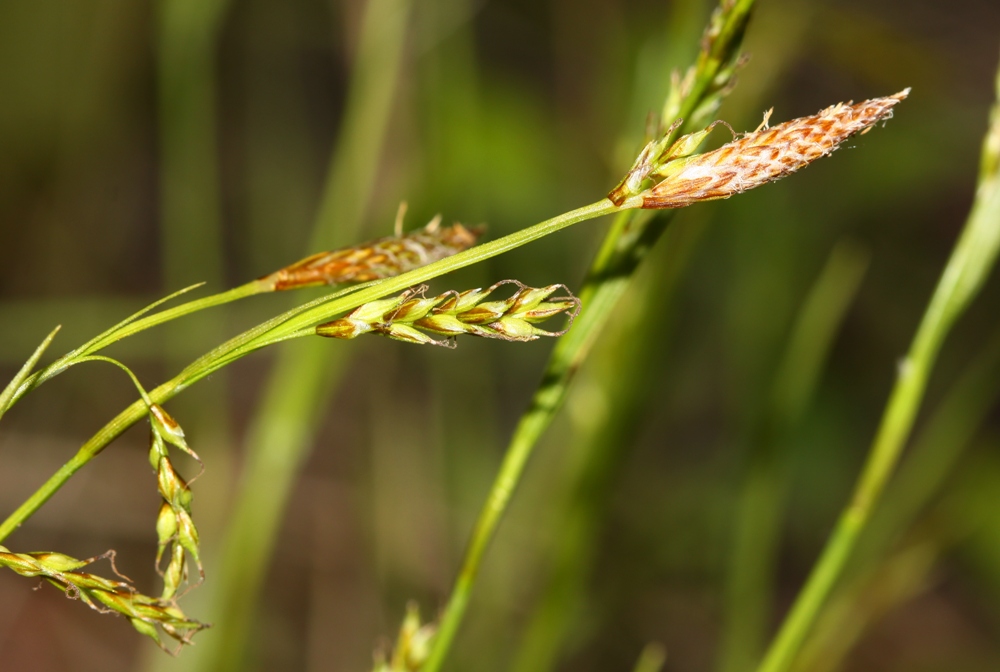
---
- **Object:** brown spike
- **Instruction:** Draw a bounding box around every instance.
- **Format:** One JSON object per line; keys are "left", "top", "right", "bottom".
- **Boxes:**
{"left": 642, "top": 90, "right": 909, "bottom": 209}
{"left": 263, "top": 222, "right": 482, "bottom": 291}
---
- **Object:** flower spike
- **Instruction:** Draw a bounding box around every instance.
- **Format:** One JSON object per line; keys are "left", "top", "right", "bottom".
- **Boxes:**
{"left": 611, "top": 90, "right": 909, "bottom": 209}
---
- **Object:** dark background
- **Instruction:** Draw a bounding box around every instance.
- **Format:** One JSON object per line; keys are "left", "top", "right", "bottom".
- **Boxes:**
{"left": 1, "top": 0, "right": 999, "bottom": 670}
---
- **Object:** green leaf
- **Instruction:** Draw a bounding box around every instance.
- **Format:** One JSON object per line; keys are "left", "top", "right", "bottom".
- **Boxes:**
{"left": 0, "top": 325, "right": 60, "bottom": 425}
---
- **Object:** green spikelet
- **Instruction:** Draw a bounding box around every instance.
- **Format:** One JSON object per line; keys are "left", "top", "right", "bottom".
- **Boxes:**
{"left": 316, "top": 281, "right": 581, "bottom": 347}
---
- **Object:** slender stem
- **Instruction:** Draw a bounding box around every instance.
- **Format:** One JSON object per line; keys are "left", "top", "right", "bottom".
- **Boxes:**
{"left": 1, "top": 393, "right": 159, "bottom": 542}
{"left": 419, "top": 211, "right": 638, "bottom": 672}
{"left": 793, "top": 325, "right": 1000, "bottom": 672}
{"left": 425, "top": 409, "right": 543, "bottom": 671}
{"left": 511, "top": 217, "right": 706, "bottom": 672}
{"left": 755, "top": 61, "right": 1000, "bottom": 671}
{"left": 259, "top": 199, "right": 628, "bottom": 338}
{"left": 0, "top": 326, "right": 60, "bottom": 424}
{"left": 422, "top": 1, "right": 756, "bottom": 667}
{"left": 83, "top": 282, "right": 269, "bottom": 353}
{"left": 8, "top": 281, "right": 267, "bottom": 410}
{"left": 0, "top": 198, "right": 625, "bottom": 546}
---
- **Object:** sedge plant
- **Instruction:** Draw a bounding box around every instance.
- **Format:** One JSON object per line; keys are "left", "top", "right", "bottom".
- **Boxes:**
{"left": 0, "top": 1, "right": 927, "bottom": 668}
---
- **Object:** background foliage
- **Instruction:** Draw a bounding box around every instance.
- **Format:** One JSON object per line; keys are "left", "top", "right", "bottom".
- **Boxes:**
{"left": 1, "top": 0, "right": 999, "bottom": 670}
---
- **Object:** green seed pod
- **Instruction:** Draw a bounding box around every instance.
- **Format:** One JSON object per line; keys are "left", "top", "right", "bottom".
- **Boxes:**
{"left": 150, "top": 404, "right": 191, "bottom": 454}
{"left": 491, "top": 317, "right": 543, "bottom": 341}
{"left": 130, "top": 617, "right": 164, "bottom": 646}
{"left": 458, "top": 301, "right": 509, "bottom": 324}
{"left": 161, "top": 543, "right": 186, "bottom": 600}
{"left": 413, "top": 313, "right": 469, "bottom": 336}
{"left": 316, "top": 318, "right": 372, "bottom": 339}
{"left": 317, "top": 280, "right": 581, "bottom": 348}
{"left": 380, "top": 323, "right": 446, "bottom": 346}
{"left": 30, "top": 552, "right": 89, "bottom": 573}
{"left": 156, "top": 502, "right": 178, "bottom": 547}
{"left": 351, "top": 295, "right": 408, "bottom": 323}
{"left": 149, "top": 432, "right": 167, "bottom": 470}
{"left": 176, "top": 510, "right": 201, "bottom": 564}
{"left": 390, "top": 295, "right": 445, "bottom": 322}
{"left": 442, "top": 287, "right": 491, "bottom": 313}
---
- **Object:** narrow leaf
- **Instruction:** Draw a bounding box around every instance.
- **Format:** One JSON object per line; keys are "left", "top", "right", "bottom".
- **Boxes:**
{"left": 0, "top": 325, "right": 60, "bottom": 425}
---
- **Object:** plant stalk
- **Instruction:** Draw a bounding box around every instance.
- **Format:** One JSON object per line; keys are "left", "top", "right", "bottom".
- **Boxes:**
{"left": 421, "top": 1, "right": 756, "bottom": 667}
{"left": 0, "top": 197, "right": 625, "bottom": 547}
{"left": 755, "top": 55, "right": 1000, "bottom": 672}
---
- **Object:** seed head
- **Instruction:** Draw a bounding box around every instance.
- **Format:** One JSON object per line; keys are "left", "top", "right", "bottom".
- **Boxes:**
{"left": 0, "top": 546, "right": 206, "bottom": 651}
{"left": 612, "top": 90, "right": 909, "bottom": 209}
{"left": 262, "top": 216, "right": 482, "bottom": 291}
{"left": 148, "top": 404, "right": 203, "bottom": 600}
{"left": 316, "top": 281, "right": 581, "bottom": 347}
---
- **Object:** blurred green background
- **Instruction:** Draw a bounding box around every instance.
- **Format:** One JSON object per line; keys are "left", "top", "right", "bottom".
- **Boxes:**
{"left": 1, "top": 0, "right": 999, "bottom": 671}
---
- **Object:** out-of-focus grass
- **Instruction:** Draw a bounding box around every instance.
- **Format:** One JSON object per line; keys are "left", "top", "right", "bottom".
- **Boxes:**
{"left": 1, "top": 1, "right": 1000, "bottom": 671}
{"left": 720, "top": 241, "right": 870, "bottom": 672}
{"left": 151, "top": 1, "right": 414, "bottom": 671}
{"left": 757, "top": 44, "right": 1000, "bottom": 672}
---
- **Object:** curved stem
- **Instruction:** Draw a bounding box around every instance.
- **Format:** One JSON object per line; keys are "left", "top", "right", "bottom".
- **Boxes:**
{"left": 1, "top": 393, "right": 159, "bottom": 543}
{"left": 9, "top": 281, "right": 268, "bottom": 410}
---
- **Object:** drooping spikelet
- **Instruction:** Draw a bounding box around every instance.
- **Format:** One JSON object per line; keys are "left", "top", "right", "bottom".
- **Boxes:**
{"left": 612, "top": 90, "right": 909, "bottom": 209}
{"left": 262, "top": 216, "right": 481, "bottom": 291}
{"left": 148, "top": 404, "right": 203, "bottom": 602}
{"left": 0, "top": 546, "right": 206, "bottom": 650}
{"left": 316, "top": 280, "right": 581, "bottom": 347}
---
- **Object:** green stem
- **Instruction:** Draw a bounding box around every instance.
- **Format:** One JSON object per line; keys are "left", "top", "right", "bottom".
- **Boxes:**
{"left": 755, "top": 63, "right": 1000, "bottom": 670}
{"left": 8, "top": 281, "right": 267, "bottom": 410}
{"left": 0, "top": 197, "right": 624, "bottom": 549}
{"left": 419, "top": 219, "right": 643, "bottom": 672}
{"left": 421, "top": 2, "right": 756, "bottom": 668}
{"left": 790, "top": 325, "right": 1000, "bottom": 672}
{"left": 83, "top": 282, "right": 269, "bottom": 353}
{"left": 1, "top": 392, "right": 162, "bottom": 543}
{"left": 0, "top": 326, "right": 60, "bottom": 424}
{"left": 257, "top": 199, "right": 628, "bottom": 338}
{"left": 511, "top": 216, "right": 705, "bottom": 672}
{"left": 424, "top": 409, "right": 542, "bottom": 672}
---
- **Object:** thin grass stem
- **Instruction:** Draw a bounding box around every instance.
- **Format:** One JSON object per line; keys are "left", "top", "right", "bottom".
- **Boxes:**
{"left": 7, "top": 281, "right": 267, "bottom": 411}
{"left": 421, "top": 2, "right": 755, "bottom": 668}
{"left": 790, "top": 323, "right": 1000, "bottom": 672}
{"left": 510, "top": 217, "right": 706, "bottom": 672}
{"left": 0, "top": 326, "right": 60, "bottom": 424}
{"left": 755, "top": 52, "right": 1000, "bottom": 672}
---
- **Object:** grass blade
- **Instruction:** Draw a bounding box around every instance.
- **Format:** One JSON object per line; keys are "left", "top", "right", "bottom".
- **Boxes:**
{"left": 755, "top": 47, "right": 1000, "bottom": 672}
{"left": 0, "top": 325, "right": 60, "bottom": 425}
